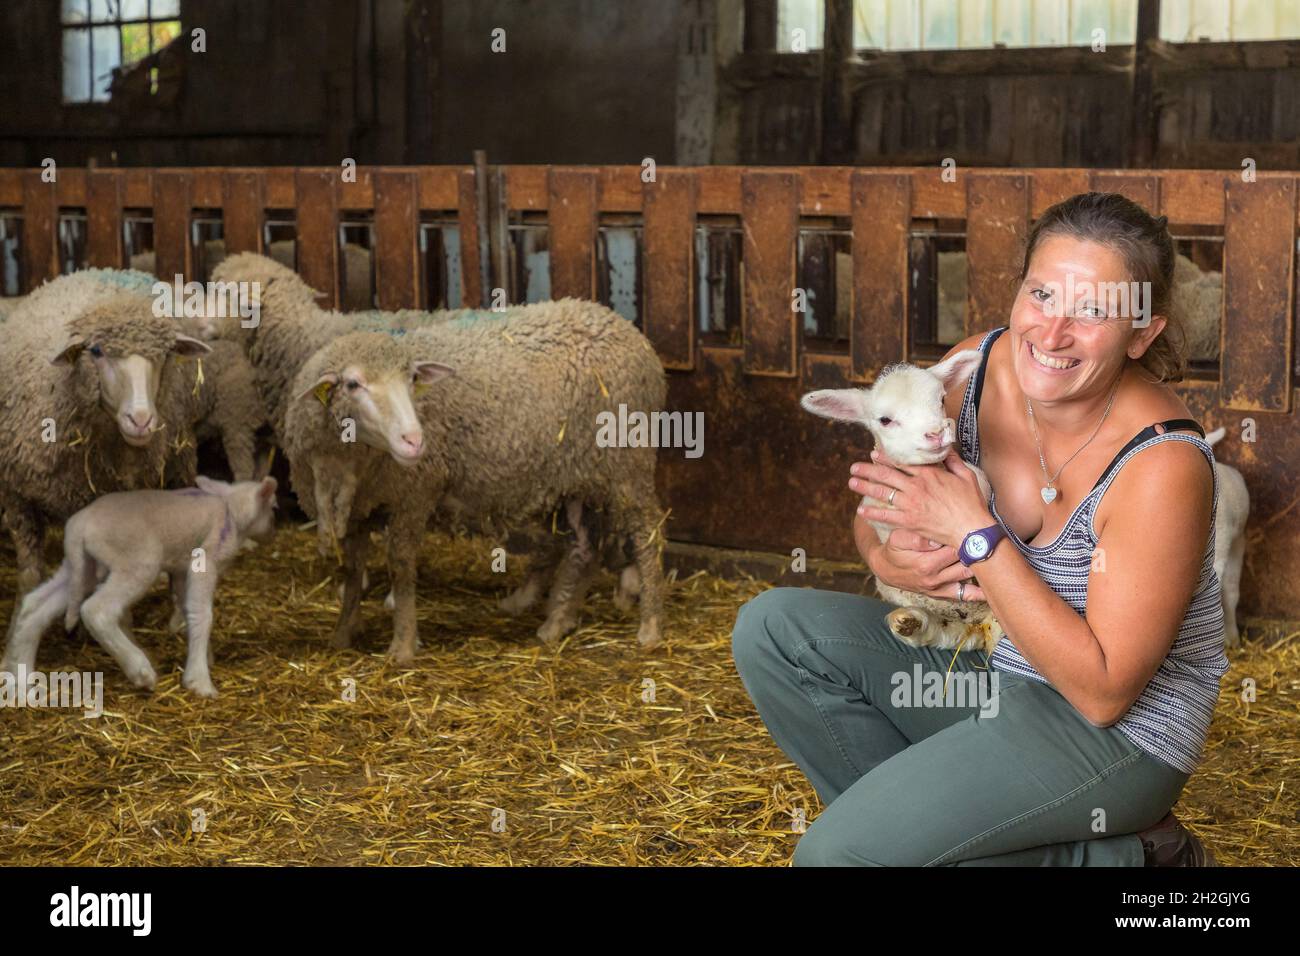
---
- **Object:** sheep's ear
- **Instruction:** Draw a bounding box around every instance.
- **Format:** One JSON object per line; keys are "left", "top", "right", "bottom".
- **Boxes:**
{"left": 298, "top": 373, "right": 339, "bottom": 406}
{"left": 927, "top": 349, "right": 983, "bottom": 393}
{"left": 801, "top": 389, "right": 870, "bottom": 424}
{"left": 412, "top": 360, "right": 454, "bottom": 393}
{"left": 51, "top": 337, "right": 85, "bottom": 366}
{"left": 172, "top": 334, "right": 212, "bottom": 358}
{"left": 195, "top": 476, "right": 231, "bottom": 495}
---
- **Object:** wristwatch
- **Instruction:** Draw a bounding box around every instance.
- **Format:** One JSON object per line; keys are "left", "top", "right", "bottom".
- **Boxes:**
{"left": 958, "top": 522, "right": 1007, "bottom": 566}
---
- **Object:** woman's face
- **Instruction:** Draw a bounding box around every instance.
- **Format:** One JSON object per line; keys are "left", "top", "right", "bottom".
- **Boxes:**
{"left": 1008, "top": 234, "right": 1166, "bottom": 405}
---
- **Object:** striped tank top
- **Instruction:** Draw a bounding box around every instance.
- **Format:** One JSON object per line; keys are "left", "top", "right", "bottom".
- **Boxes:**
{"left": 958, "top": 326, "right": 1229, "bottom": 775}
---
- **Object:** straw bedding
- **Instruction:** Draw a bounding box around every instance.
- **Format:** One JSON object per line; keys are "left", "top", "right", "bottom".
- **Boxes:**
{"left": 1, "top": 525, "right": 1295, "bottom": 866}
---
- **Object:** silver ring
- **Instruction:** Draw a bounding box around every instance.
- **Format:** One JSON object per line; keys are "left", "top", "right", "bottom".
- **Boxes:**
{"left": 887, "top": 488, "right": 897, "bottom": 506}
{"left": 956, "top": 581, "right": 967, "bottom": 601}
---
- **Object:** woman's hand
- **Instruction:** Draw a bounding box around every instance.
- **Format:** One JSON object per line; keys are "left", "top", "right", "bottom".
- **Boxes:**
{"left": 861, "top": 519, "right": 986, "bottom": 601}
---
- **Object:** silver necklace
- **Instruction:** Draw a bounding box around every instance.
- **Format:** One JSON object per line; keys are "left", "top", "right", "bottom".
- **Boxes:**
{"left": 1025, "top": 376, "right": 1122, "bottom": 504}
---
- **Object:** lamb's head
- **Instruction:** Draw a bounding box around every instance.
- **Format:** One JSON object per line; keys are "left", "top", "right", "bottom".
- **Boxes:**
{"left": 195, "top": 475, "right": 279, "bottom": 544}
{"left": 801, "top": 349, "right": 984, "bottom": 466}
{"left": 53, "top": 294, "right": 211, "bottom": 447}
{"left": 294, "top": 332, "right": 453, "bottom": 466}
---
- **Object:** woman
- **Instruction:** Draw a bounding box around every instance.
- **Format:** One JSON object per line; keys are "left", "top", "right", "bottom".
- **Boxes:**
{"left": 732, "top": 192, "right": 1229, "bottom": 866}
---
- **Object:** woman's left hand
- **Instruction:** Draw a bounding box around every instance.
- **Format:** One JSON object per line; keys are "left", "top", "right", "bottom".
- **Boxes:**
{"left": 850, "top": 448, "right": 994, "bottom": 550}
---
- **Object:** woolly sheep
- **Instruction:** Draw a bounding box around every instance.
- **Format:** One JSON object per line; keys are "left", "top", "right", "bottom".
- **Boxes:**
{"left": 2, "top": 477, "right": 278, "bottom": 697}
{"left": 283, "top": 303, "right": 668, "bottom": 661}
{"left": 1204, "top": 427, "right": 1249, "bottom": 647}
{"left": 801, "top": 350, "right": 1001, "bottom": 652}
{"left": 0, "top": 289, "right": 210, "bottom": 593}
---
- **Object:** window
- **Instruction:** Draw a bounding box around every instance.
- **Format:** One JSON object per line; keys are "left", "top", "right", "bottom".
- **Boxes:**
{"left": 62, "top": 0, "right": 182, "bottom": 104}
{"left": 773, "top": 0, "right": 1300, "bottom": 52}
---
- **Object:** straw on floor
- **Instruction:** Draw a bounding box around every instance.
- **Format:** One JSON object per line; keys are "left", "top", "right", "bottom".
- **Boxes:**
{"left": 1, "top": 525, "right": 1295, "bottom": 866}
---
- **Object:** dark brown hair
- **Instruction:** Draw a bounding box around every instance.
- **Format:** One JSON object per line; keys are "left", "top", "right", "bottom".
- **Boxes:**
{"left": 1018, "top": 191, "right": 1185, "bottom": 383}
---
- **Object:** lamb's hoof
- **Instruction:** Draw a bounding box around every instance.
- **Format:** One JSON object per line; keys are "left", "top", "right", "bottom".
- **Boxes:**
{"left": 183, "top": 673, "right": 220, "bottom": 699}
{"left": 125, "top": 660, "right": 158, "bottom": 691}
{"left": 636, "top": 618, "right": 663, "bottom": 650}
{"left": 537, "top": 613, "right": 578, "bottom": 645}
{"left": 886, "top": 608, "right": 929, "bottom": 647}
{"left": 167, "top": 610, "right": 186, "bottom": 634}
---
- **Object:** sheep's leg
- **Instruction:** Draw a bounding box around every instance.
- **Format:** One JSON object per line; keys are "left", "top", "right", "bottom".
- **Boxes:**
{"left": 1, "top": 564, "right": 71, "bottom": 676}
{"left": 612, "top": 547, "right": 641, "bottom": 613}
{"left": 181, "top": 567, "right": 220, "bottom": 698}
{"left": 385, "top": 517, "right": 424, "bottom": 664}
{"left": 1221, "top": 533, "right": 1246, "bottom": 648}
{"left": 220, "top": 424, "right": 258, "bottom": 483}
{"left": 4, "top": 502, "right": 46, "bottom": 596}
{"left": 628, "top": 509, "right": 666, "bottom": 650}
{"left": 499, "top": 527, "right": 553, "bottom": 614}
{"left": 538, "top": 501, "right": 597, "bottom": 644}
{"left": 80, "top": 570, "right": 157, "bottom": 691}
{"left": 332, "top": 531, "right": 370, "bottom": 650}
{"left": 499, "top": 565, "right": 550, "bottom": 615}
{"left": 168, "top": 573, "right": 188, "bottom": 633}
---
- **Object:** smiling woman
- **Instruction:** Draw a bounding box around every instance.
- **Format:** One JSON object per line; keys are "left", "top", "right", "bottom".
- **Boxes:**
{"left": 732, "top": 192, "right": 1228, "bottom": 867}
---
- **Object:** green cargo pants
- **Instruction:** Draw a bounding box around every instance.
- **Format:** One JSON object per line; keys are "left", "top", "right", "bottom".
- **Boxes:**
{"left": 731, "top": 587, "right": 1191, "bottom": 866}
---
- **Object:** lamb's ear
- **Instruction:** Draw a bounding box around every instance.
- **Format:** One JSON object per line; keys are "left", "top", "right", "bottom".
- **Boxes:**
{"left": 195, "top": 476, "right": 231, "bottom": 495}
{"left": 258, "top": 476, "right": 278, "bottom": 501}
{"left": 801, "top": 389, "right": 870, "bottom": 424}
{"left": 297, "top": 372, "right": 338, "bottom": 406}
{"left": 51, "top": 337, "right": 86, "bottom": 366}
{"left": 927, "top": 349, "right": 983, "bottom": 393}
{"left": 412, "top": 360, "right": 455, "bottom": 391}
{"left": 172, "top": 334, "right": 212, "bottom": 358}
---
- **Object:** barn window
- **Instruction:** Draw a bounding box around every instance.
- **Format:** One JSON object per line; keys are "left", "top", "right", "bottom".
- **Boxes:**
{"left": 61, "top": 0, "right": 182, "bottom": 104}
{"left": 770, "top": 0, "right": 1300, "bottom": 51}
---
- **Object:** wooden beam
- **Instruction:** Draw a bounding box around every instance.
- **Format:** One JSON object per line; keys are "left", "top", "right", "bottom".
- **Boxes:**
{"left": 21, "top": 171, "right": 59, "bottom": 291}
{"left": 850, "top": 171, "right": 910, "bottom": 380}
{"left": 965, "top": 173, "right": 1029, "bottom": 335}
{"left": 642, "top": 169, "right": 698, "bottom": 370}
{"left": 741, "top": 170, "right": 798, "bottom": 376}
{"left": 152, "top": 170, "right": 193, "bottom": 284}
{"left": 294, "top": 169, "right": 340, "bottom": 308}
{"left": 373, "top": 170, "right": 421, "bottom": 310}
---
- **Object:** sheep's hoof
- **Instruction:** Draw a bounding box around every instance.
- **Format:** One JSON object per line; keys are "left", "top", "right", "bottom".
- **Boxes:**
{"left": 537, "top": 613, "right": 578, "bottom": 645}
{"left": 386, "top": 642, "right": 416, "bottom": 666}
{"left": 183, "top": 672, "right": 219, "bottom": 699}
{"left": 498, "top": 586, "right": 538, "bottom": 616}
{"left": 636, "top": 618, "right": 663, "bottom": 650}
{"left": 886, "top": 607, "right": 930, "bottom": 646}
{"left": 331, "top": 623, "right": 358, "bottom": 650}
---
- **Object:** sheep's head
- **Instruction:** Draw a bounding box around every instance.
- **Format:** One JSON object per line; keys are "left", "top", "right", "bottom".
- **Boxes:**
{"left": 52, "top": 295, "right": 211, "bottom": 448}
{"left": 196, "top": 475, "right": 279, "bottom": 544}
{"left": 295, "top": 332, "right": 453, "bottom": 466}
{"left": 197, "top": 252, "right": 308, "bottom": 340}
{"left": 801, "top": 349, "right": 983, "bottom": 466}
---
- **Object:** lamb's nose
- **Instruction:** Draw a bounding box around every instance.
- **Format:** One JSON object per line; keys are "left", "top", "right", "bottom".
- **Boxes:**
{"left": 923, "top": 430, "right": 946, "bottom": 447}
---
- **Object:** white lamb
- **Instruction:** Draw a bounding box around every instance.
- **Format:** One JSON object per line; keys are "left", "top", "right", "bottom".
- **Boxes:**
{"left": 1204, "top": 427, "right": 1249, "bottom": 647}
{"left": 801, "top": 350, "right": 1004, "bottom": 653}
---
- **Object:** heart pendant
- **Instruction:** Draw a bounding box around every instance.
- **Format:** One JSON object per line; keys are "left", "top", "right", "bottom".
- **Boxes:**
{"left": 1041, "top": 486, "right": 1058, "bottom": 504}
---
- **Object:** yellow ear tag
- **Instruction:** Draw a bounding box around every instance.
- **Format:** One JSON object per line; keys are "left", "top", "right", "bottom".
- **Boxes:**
{"left": 313, "top": 382, "right": 334, "bottom": 406}
{"left": 413, "top": 381, "right": 431, "bottom": 396}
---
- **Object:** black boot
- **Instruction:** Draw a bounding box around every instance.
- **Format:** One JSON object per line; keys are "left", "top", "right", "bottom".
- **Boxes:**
{"left": 1139, "top": 811, "right": 1218, "bottom": 866}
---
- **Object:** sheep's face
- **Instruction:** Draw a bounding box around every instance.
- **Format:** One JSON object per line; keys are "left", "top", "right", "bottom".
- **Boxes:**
{"left": 53, "top": 327, "right": 211, "bottom": 448}
{"left": 801, "top": 349, "right": 983, "bottom": 467}
{"left": 300, "top": 342, "right": 454, "bottom": 466}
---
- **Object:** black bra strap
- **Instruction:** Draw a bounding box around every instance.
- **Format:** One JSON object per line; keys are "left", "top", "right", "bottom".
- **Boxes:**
{"left": 1089, "top": 418, "right": 1206, "bottom": 492}
{"left": 971, "top": 326, "right": 1008, "bottom": 414}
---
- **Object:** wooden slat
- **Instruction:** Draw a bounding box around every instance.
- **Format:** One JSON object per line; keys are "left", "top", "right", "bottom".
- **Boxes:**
{"left": 851, "top": 171, "right": 910, "bottom": 380}
{"left": 457, "top": 168, "right": 484, "bottom": 308}
{"left": 86, "top": 170, "right": 124, "bottom": 269}
{"left": 1031, "top": 169, "right": 1090, "bottom": 218}
{"left": 642, "top": 169, "right": 697, "bottom": 370}
{"left": 21, "top": 170, "right": 59, "bottom": 291}
{"left": 1089, "top": 171, "right": 1160, "bottom": 214}
{"left": 1221, "top": 177, "right": 1295, "bottom": 413}
{"left": 965, "top": 172, "right": 1029, "bottom": 336}
{"left": 294, "top": 169, "right": 340, "bottom": 308}
{"left": 548, "top": 168, "right": 599, "bottom": 300}
{"left": 373, "top": 170, "right": 421, "bottom": 310}
{"left": 0, "top": 168, "right": 22, "bottom": 206}
{"left": 152, "top": 170, "right": 192, "bottom": 283}
{"left": 741, "top": 170, "right": 798, "bottom": 377}
{"left": 221, "top": 170, "right": 265, "bottom": 255}
{"left": 1160, "top": 170, "right": 1228, "bottom": 225}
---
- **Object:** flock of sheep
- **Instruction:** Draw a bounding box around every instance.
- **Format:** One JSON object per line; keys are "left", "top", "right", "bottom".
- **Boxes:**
{"left": 0, "top": 255, "right": 668, "bottom": 696}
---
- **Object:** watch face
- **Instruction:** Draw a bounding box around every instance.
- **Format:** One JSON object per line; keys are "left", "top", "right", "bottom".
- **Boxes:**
{"left": 965, "top": 534, "right": 989, "bottom": 559}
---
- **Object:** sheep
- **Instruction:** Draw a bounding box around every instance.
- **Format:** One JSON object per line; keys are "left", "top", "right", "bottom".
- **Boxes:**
{"left": 0, "top": 289, "right": 211, "bottom": 594}
{"left": 801, "top": 349, "right": 1001, "bottom": 653}
{"left": 0, "top": 295, "right": 25, "bottom": 322}
{"left": 1, "top": 477, "right": 278, "bottom": 698}
{"left": 165, "top": 335, "right": 267, "bottom": 484}
{"left": 1204, "top": 427, "right": 1249, "bottom": 647}
{"left": 282, "top": 303, "right": 668, "bottom": 661}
